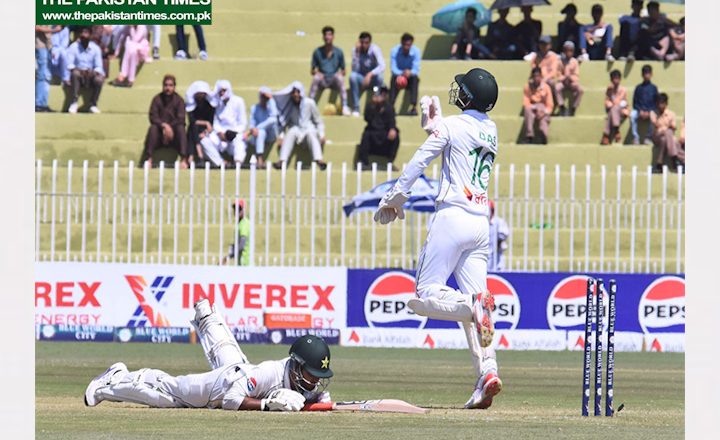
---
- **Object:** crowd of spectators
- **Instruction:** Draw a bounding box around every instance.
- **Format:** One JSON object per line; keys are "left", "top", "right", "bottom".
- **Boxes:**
{"left": 36, "top": 1, "right": 685, "bottom": 173}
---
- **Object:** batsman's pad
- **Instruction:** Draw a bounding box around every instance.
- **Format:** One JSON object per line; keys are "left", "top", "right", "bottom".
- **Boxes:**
{"left": 261, "top": 388, "right": 306, "bottom": 411}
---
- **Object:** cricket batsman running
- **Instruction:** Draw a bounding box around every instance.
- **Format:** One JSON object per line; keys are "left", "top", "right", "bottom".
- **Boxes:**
{"left": 84, "top": 300, "right": 333, "bottom": 411}
{"left": 373, "top": 68, "right": 502, "bottom": 409}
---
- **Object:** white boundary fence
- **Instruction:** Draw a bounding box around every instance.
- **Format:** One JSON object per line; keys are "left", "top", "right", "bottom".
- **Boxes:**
{"left": 35, "top": 160, "right": 684, "bottom": 273}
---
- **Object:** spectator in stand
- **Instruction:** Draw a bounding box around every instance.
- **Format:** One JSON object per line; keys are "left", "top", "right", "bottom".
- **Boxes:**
{"left": 390, "top": 33, "right": 421, "bottom": 115}
{"left": 449, "top": 7, "right": 492, "bottom": 60}
{"left": 650, "top": 93, "right": 682, "bottom": 172}
{"left": 245, "top": 86, "right": 279, "bottom": 169}
{"left": 111, "top": 25, "right": 150, "bottom": 87}
{"left": 525, "top": 35, "right": 561, "bottom": 111}
{"left": 555, "top": 41, "right": 583, "bottom": 117}
{"left": 556, "top": 3, "right": 580, "bottom": 55}
{"left": 201, "top": 80, "right": 248, "bottom": 168}
{"left": 618, "top": 0, "right": 644, "bottom": 61}
{"left": 521, "top": 67, "right": 553, "bottom": 144}
{"left": 488, "top": 200, "right": 510, "bottom": 272}
{"left": 485, "top": 8, "right": 515, "bottom": 60}
{"left": 514, "top": 6, "right": 542, "bottom": 58}
{"left": 185, "top": 80, "right": 215, "bottom": 166}
{"left": 630, "top": 64, "right": 658, "bottom": 144}
{"left": 90, "top": 25, "right": 113, "bottom": 80}
{"left": 149, "top": 25, "right": 161, "bottom": 60}
{"left": 175, "top": 25, "right": 208, "bottom": 60}
{"left": 665, "top": 17, "right": 684, "bottom": 61}
{"left": 638, "top": 1, "right": 673, "bottom": 60}
{"left": 142, "top": 74, "right": 188, "bottom": 168}
{"left": 273, "top": 81, "right": 327, "bottom": 170}
{"left": 358, "top": 85, "right": 400, "bottom": 170}
{"left": 222, "top": 199, "right": 251, "bottom": 266}
{"left": 49, "top": 26, "right": 70, "bottom": 84}
{"left": 35, "top": 25, "right": 61, "bottom": 112}
{"left": 578, "top": 4, "right": 615, "bottom": 61}
{"left": 601, "top": 70, "right": 630, "bottom": 145}
{"left": 309, "top": 26, "right": 350, "bottom": 116}
{"left": 349, "top": 32, "right": 385, "bottom": 117}
{"left": 66, "top": 26, "right": 105, "bottom": 114}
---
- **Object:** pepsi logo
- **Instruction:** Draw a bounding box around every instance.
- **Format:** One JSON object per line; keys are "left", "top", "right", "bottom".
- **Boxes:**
{"left": 247, "top": 377, "right": 257, "bottom": 392}
{"left": 487, "top": 275, "right": 520, "bottom": 330}
{"left": 546, "top": 276, "right": 608, "bottom": 330}
{"left": 638, "top": 276, "right": 685, "bottom": 333}
{"left": 363, "top": 272, "right": 427, "bottom": 328}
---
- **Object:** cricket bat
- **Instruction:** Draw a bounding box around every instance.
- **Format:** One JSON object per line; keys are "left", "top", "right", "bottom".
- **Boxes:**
{"left": 303, "top": 399, "right": 428, "bottom": 414}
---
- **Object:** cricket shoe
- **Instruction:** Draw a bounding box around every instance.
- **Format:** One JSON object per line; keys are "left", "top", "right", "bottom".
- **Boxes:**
{"left": 84, "top": 362, "right": 127, "bottom": 407}
{"left": 464, "top": 372, "right": 502, "bottom": 409}
{"left": 473, "top": 290, "right": 496, "bottom": 348}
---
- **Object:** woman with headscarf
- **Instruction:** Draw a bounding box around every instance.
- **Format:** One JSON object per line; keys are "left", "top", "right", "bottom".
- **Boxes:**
{"left": 200, "top": 80, "right": 248, "bottom": 168}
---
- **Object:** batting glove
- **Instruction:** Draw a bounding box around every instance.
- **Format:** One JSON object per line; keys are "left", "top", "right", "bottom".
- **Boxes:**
{"left": 261, "top": 388, "right": 306, "bottom": 411}
{"left": 420, "top": 95, "right": 443, "bottom": 134}
{"left": 373, "top": 190, "right": 410, "bottom": 225}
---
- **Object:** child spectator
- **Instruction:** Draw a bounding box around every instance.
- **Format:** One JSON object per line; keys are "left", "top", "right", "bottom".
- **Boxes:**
{"left": 245, "top": 86, "right": 279, "bottom": 169}
{"left": 201, "top": 80, "right": 248, "bottom": 168}
{"left": 525, "top": 36, "right": 561, "bottom": 109}
{"left": 349, "top": 32, "right": 385, "bottom": 116}
{"left": 630, "top": 64, "right": 658, "bottom": 144}
{"left": 358, "top": 86, "right": 400, "bottom": 170}
{"left": 390, "top": 33, "right": 421, "bottom": 115}
{"left": 618, "top": 0, "right": 644, "bottom": 60}
{"left": 578, "top": 4, "right": 615, "bottom": 61}
{"left": 185, "top": 80, "right": 215, "bottom": 166}
{"left": 142, "top": 75, "right": 188, "bottom": 168}
{"left": 638, "top": 1, "right": 673, "bottom": 60}
{"left": 273, "top": 82, "right": 327, "bottom": 170}
{"left": 556, "top": 3, "right": 580, "bottom": 55}
{"left": 514, "top": 6, "right": 542, "bottom": 58}
{"left": 66, "top": 26, "right": 105, "bottom": 114}
{"left": 450, "top": 7, "right": 492, "bottom": 60}
{"left": 650, "top": 93, "right": 682, "bottom": 172}
{"left": 309, "top": 26, "right": 350, "bottom": 116}
{"left": 485, "top": 8, "right": 515, "bottom": 60}
{"left": 521, "top": 67, "right": 553, "bottom": 144}
{"left": 602, "top": 70, "right": 630, "bottom": 145}
{"left": 175, "top": 25, "right": 208, "bottom": 60}
{"left": 555, "top": 41, "right": 583, "bottom": 117}
{"left": 111, "top": 25, "right": 150, "bottom": 87}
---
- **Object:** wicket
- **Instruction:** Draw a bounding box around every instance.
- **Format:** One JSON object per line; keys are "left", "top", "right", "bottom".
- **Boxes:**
{"left": 581, "top": 277, "right": 617, "bottom": 417}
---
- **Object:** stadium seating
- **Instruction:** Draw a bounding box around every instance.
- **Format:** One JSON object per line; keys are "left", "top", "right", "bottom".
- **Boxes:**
{"left": 35, "top": 0, "right": 685, "bottom": 271}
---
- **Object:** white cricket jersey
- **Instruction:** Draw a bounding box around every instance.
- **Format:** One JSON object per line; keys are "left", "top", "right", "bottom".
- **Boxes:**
{"left": 394, "top": 110, "right": 498, "bottom": 216}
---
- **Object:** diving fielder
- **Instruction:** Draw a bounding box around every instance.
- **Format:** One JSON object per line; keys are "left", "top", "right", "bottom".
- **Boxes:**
{"left": 84, "top": 300, "right": 333, "bottom": 411}
{"left": 373, "top": 68, "right": 502, "bottom": 409}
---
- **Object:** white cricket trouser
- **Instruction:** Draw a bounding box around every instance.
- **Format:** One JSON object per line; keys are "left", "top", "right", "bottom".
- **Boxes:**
{"left": 414, "top": 205, "right": 492, "bottom": 378}
{"left": 279, "top": 127, "right": 323, "bottom": 162}
{"left": 201, "top": 132, "right": 247, "bottom": 166}
{"left": 96, "top": 310, "right": 249, "bottom": 408}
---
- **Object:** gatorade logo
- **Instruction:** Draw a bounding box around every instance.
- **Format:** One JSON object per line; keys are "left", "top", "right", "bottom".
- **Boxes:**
{"left": 546, "top": 275, "right": 608, "bottom": 330}
{"left": 363, "top": 272, "right": 427, "bottom": 328}
{"left": 638, "top": 276, "right": 685, "bottom": 333}
{"left": 487, "top": 275, "right": 520, "bottom": 330}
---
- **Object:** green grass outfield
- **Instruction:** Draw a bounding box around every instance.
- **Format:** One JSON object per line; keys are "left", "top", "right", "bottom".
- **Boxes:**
{"left": 37, "top": 341, "right": 683, "bottom": 440}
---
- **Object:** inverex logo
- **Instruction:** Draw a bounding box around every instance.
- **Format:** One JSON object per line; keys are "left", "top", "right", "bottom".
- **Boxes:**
{"left": 547, "top": 275, "right": 608, "bottom": 331}
{"left": 363, "top": 272, "right": 427, "bottom": 328}
{"left": 638, "top": 276, "right": 685, "bottom": 333}
{"left": 487, "top": 275, "right": 520, "bottom": 330}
